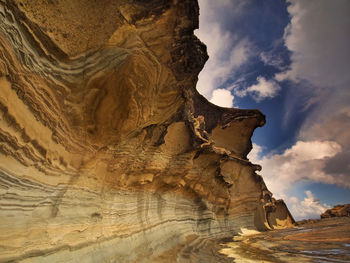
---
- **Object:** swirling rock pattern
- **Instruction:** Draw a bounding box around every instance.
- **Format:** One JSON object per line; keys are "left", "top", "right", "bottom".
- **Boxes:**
{"left": 0, "top": 1, "right": 294, "bottom": 262}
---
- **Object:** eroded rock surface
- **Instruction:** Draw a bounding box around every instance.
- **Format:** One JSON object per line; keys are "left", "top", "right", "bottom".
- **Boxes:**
{"left": 0, "top": 1, "right": 294, "bottom": 262}
{"left": 321, "top": 204, "right": 350, "bottom": 219}
{"left": 221, "top": 217, "right": 350, "bottom": 263}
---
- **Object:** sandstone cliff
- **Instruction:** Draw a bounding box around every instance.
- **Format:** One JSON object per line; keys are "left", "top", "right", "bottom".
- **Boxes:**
{"left": 0, "top": 1, "right": 294, "bottom": 262}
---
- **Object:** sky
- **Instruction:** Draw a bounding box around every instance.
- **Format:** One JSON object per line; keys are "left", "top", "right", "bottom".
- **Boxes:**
{"left": 195, "top": 0, "right": 350, "bottom": 220}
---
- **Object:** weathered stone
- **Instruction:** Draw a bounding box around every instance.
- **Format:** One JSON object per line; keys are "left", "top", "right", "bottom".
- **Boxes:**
{"left": 221, "top": 217, "right": 350, "bottom": 262}
{"left": 321, "top": 204, "right": 350, "bottom": 219}
{"left": 0, "top": 1, "right": 294, "bottom": 262}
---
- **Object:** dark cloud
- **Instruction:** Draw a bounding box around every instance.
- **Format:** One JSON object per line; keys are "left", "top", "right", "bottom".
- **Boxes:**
{"left": 324, "top": 151, "right": 350, "bottom": 176}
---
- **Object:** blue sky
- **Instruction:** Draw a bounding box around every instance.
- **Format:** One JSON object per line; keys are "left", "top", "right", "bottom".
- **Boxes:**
{"left": 195, "top": 0, "right": 350, "bottom": 220}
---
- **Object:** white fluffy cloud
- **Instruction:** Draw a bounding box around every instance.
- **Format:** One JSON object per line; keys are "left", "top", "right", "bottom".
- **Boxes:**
{"left": 248, "top": 141, "right": 342, "bottom": 219}
{"left": 288, "top": 191, "right": 331, "bottom": 219}
{"left": 196, "top": 0, "right": 285, "bottom": 105}
{"left": 247, "top": 143, "right": 263, "bottom": 165}
{"left": 210, "top": 89, "right": 234, "bottom": 108}
{"left": 248, "top": 141, "right": 344, "bottom": 200}
{"left": 235, "top": 76, "right": 281, "bottom": 102}
{"left": 195, "top": 0, "right": 252, "bottom": 99}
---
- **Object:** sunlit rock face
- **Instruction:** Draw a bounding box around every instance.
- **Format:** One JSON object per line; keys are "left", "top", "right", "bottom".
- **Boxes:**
{"left": 0, "top": 0, "right": 294, "bottom": 262}
{"left": 321, "top": 204, "right": 350, "bottom": 219}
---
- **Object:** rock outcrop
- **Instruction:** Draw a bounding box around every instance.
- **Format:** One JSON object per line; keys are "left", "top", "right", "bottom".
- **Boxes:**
{"left": 321, "top": 204, "right": 350, "bottom": 219}
{"left": 0, "top": 1, "right": 294, "bottom": 262}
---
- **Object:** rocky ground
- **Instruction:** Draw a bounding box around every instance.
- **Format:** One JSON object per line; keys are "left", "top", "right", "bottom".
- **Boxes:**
{"left": 321, "top": 204, "right": 350, "bottom": 219}
{"left": 220, "top": 217, "right": 350, "bottom": 262}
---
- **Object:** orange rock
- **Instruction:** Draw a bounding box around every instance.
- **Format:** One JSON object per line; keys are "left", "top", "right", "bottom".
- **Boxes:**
{"left": 0, "top": 1, "right": 294, "bottom": 262}
{"left": 321, "top": 204, "right": 350, "bottom": 218}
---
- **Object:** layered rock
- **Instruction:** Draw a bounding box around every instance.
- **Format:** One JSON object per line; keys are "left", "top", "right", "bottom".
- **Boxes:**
{"left": 321, "top": 204, "right": 350, "bottom": 219}
{"left": 0, "top": 0, "right": 294, "bottom": 262}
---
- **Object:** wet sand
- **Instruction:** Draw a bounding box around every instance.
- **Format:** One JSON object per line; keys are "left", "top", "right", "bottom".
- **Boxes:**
{"left": 220, "top": 217, "right": 350, "bottom": 262}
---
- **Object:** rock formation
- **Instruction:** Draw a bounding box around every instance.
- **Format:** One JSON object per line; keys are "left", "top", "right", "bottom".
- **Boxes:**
{"left": 321, "top": 204, "right": 350, "bottom": 219}
{"left": 220, "top": 217, "right": 350, "bottom": 262}
{"left": 0, "top": 0, "right": 294, "bottom": 262}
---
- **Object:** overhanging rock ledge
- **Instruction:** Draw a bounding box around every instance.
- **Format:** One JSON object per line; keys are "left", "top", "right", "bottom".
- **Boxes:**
{"left": 0, "top": 0, "right": 294, "bottom": 262}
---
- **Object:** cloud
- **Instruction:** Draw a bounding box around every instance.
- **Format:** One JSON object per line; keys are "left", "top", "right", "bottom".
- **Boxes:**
{"left": 198, "top": 0, "right": 350, "bottom": 219}
{"left": 248, "top": 141, "right": 345, "bottom": 200}
{"left": 248, "top": 141, "right": 340, "bottom": 219}
{"left": 299, "top": 106, "right": 350, "bottom": 185}
{"left": 235, "top": 76, "right": 281, "bottom": 102}
{"left": 276, "top": 0, "right": 350, "bottom": 139}
{"left": 300, "top": 106, "right": 350, "bottom": 149}
{"left": 259, "top": 51, "right": 286, "bottom": 70}
{"left": 195, "top": 0, "right": 252, "bottom": 98}
{"left": 247, "top": 143, "right": 263, "bottom": 165}
{"left": 276, "top": 0, "right": 350, "bottom": 88}
{"left": 258, "top": 0, "right": 350, "bottom": 214}
{"left": 288, "top": 191, "right": 331, "bottom": 220}
{"left": 196, "top": 0, "right": 286, "bottom": 103}
{"left": 210, "top": 89, "right": 234, "bottom": 108}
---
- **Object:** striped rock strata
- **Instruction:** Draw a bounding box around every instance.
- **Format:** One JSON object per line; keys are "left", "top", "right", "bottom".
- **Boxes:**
{"left": 0, "top": 0, "right": 294, "bottom": 262}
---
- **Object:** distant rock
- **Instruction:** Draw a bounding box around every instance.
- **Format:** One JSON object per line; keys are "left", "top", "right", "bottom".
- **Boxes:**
{"left": 295, "top": 218, "right": 320, "bottom": 226}
{"left": 321, "top": 204, "right": 350, "bottom": 218}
